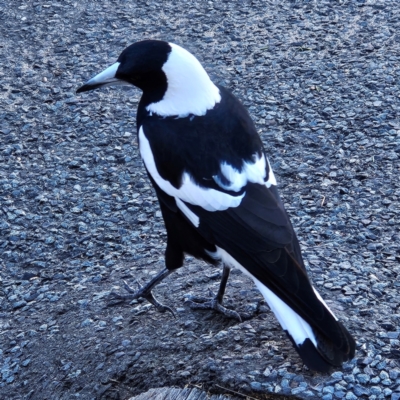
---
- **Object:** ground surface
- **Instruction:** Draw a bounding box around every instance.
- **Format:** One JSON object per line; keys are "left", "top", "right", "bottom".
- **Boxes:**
{"left": 0, "top": 0, "right": 400, "bottom": 399}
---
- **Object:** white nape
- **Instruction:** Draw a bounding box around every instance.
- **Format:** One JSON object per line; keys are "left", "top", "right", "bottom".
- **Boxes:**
{"left": 139, "top": 127, "right": 244, "bottom": 212}
{"left": 213, "top": 246, "right": 317, "bottom": 347}
{"left": 146, "top": 43, "right": 221, "bottom": 117}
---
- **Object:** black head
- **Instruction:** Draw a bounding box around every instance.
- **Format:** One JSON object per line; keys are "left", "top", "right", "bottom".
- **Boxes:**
{"left": 77, "top": 40, "right": 171, "bottom": 103}
{"left": 77, "top": 39, "right": 221, "bottom": 118}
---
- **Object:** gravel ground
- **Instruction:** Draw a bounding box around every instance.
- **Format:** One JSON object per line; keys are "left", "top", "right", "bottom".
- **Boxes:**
{"left": 0, "top": 0, "right": 400, "bottom": 399}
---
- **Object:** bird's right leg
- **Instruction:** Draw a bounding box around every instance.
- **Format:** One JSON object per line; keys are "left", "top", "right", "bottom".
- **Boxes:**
{"left": 108, "top": 268, "right": 175, "bottom": 316}
{"left": 187, "top": 264, "right": 243, "bottom": 321}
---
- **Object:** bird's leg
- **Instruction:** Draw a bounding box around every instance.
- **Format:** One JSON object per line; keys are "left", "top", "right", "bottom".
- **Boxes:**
{"left": 108, "top": 268, "right": 175, "bottom": 316}
{"left": 187, "top": 264, "right": 242, "bottom": 322}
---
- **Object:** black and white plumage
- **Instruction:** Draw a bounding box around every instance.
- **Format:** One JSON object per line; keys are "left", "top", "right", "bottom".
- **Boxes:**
{"left": 77, "top": 40, "right": 355, "bottom": 372}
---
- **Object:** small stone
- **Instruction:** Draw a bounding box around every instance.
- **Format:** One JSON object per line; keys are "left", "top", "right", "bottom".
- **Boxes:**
{"left": 356, "top": 374, "right": 370, "bottom": 384}
{"left": 370, "top": 386, "right": 382, "bottom": 396}
{"left": 12, "top": 300, "right": 27, "bottom": 309}
{"left": 97, "top": 321, "right": 107, "bottom": 327}
{"left": 390, "top": 369, "right": 400, "bottom": 380}
{"left": 332, "top": 371, "right": 344, "bottom": 380}
{"left": 344, "top": 374, "right": 355, "bottom": 383}
{"left": 214, "top": 330, "right": 228, "bottom": 340}
{"left": 250, "top": 382, "right": 262, "bottom": 391}
{"left": 112, "top": 315, "right": 123, "bottom": 323}
{"left": 376, "top": 361, "right": 387, "bottom": 370}
{"left": 380, "top": 371, "right": 389, "bottom": 380}
{"left": 22, "top": 359, "right": 30, "bottom": 367}
{"left": 81, "top": 318, "right": 93, "bottom": 327}
{"left": 345, "top": 392, "right": 357, "bottom": 400}
{"left": 280, "top": 378, "right": 289, "bottom": 389}
{"left": 353, "top": 385, "right": 370, "bottom": 396}
{"left": 132, "top": 352, "right": 141, "bottom": 361}
{"left": 335, "top": 384, "right": 347, "bottom": 392}
{"left": 292, "top": 386, "right": 306, "bottom": 395}
{"left": 10, "top": 346, "right": 20, "bottom": 353}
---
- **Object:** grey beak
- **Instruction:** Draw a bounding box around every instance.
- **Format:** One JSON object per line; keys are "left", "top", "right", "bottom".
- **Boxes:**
{"left": 76, "top": 62, "right": 124, "bottom": 93}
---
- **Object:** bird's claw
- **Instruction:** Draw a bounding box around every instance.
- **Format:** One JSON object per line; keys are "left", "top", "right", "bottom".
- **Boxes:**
{"left": 122, "top": 279, "right": 142, "bottom": 294}
{"left": 142, "top": 290, "right": 176, "bottom": 318}
{"left": 186, "top": 294, "right": 242, "bottom": 322}
{"left": 108, "top": 280, "right": 175, "bottom": 318}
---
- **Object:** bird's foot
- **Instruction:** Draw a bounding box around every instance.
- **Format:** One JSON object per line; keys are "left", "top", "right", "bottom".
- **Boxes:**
{"left": 186, "top": 290, "right": 242, "bottom": 322}
{"left": 109, "top": 280, "right": 175, "bottom": 317}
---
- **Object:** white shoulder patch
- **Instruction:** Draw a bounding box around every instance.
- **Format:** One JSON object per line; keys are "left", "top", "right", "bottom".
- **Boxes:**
{"left": 146, "top": 43, "right": 221, "bottom": 117}
{"left": 139, "top": 127, "right": 244, "bottom": 215}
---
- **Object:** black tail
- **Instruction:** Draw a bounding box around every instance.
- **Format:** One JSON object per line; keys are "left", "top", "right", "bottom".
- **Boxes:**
{"left": 254, "top": 280, "right": 355, "bottom": 372}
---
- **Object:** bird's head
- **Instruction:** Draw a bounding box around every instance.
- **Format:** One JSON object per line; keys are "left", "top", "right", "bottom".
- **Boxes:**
{"left": 77, "top": 39, "right": 221, "bottom": 117}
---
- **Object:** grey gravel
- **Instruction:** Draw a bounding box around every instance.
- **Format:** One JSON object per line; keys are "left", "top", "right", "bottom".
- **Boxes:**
{"left": 1, "top": 0, "right": 400, "bottom": 399}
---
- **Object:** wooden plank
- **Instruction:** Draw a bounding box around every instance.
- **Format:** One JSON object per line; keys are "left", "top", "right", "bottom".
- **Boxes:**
{"left": 164, "top": 387, "right": 187, "bottom": 400}
{"left": 129, "top": 387, "right": 233, "bottom": 400}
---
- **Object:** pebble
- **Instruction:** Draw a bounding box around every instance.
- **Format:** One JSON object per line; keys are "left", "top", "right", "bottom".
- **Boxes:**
{"left": 354, "top": 385, "right": 370, "bottom": 396}
{"left": 81, "top": 318, "right": 94, "bottom": 327}
{"left": 291, "top": 386, "right": 306, "bottom": 395}
{"left": 357, "top": 374, "right": 370, "bottom": 384}
{"left": 370, "top": 387, "right": 382, "bottom": 396}
{"left": 250, "top": 382, "right": 262, "bottom": 391}
{"left": 345, "top": 392, "right": 357, "bottom": 400}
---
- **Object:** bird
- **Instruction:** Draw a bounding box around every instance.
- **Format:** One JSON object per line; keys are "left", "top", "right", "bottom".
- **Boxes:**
{"left": 77, "top": 39, "right": 355, "bottom": 372}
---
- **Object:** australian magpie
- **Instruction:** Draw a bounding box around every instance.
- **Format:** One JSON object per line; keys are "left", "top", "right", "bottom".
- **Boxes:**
{"left": 77, "top": 40, "right": 355, "bottom": 372}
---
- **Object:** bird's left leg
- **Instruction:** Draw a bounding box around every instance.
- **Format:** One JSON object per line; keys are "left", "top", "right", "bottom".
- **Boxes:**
{"left": 108, "top": 268, "right": 175, "bottom": 316}
{"left": 187, "top": 264, "right": 242, "bottom": 321}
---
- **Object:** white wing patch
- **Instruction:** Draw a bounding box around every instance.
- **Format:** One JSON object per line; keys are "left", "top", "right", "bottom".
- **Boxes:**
{"left": 139, "top": 127, "right": 244, "bottom": 213}
{"left": 213, "top": 162, "right": 247, "bottom": 192}
{"left": 146, "top": 43, "right": 221, "bottom": 118}
{"left": 213, "top": 153, "right": 277, "bottom": 192}
{"left": 212, "top": 246, "right": 318, "bottom": 347}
